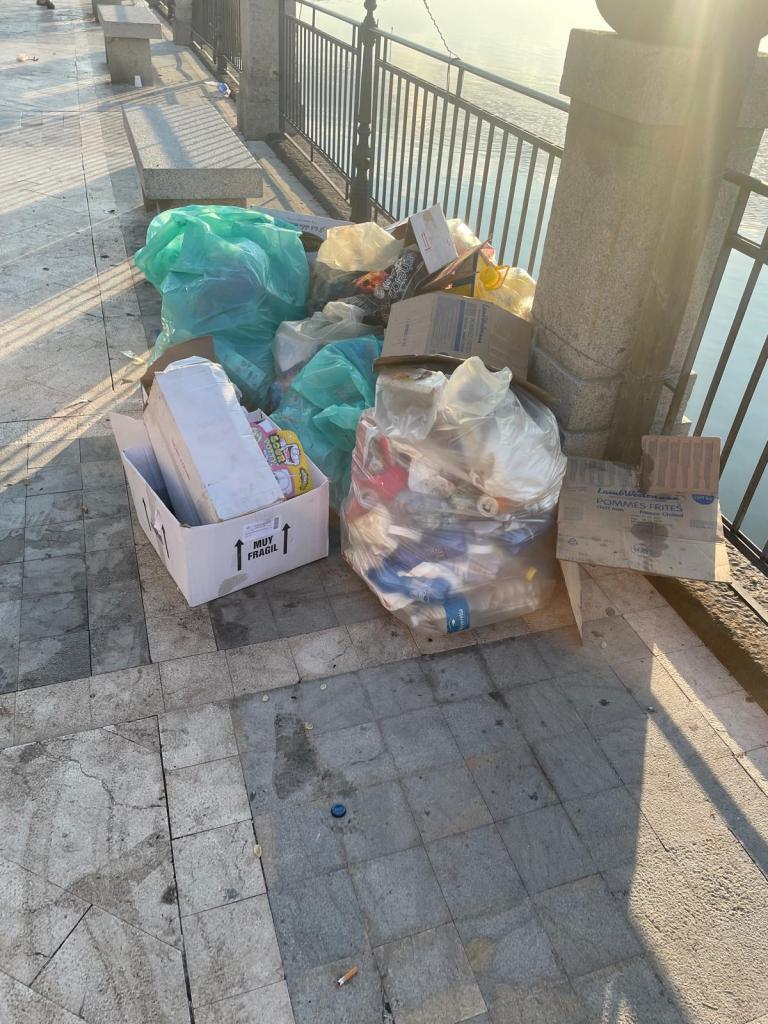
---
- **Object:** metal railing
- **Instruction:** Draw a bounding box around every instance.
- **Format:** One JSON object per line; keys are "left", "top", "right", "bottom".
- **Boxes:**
{"left": 664, "top": 170, "right": 768, "bottom": 568}
{"left": 279, "top": 0, "right": 566, "bottom": 273}
{"left": 191, "top": 0, "right": 242, "bottom": 77}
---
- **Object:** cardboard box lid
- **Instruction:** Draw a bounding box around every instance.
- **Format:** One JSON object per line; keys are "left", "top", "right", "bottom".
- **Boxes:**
{"left": 382, "top": 292, "right": 532, "bottom": 383}
{"left": 640, "top": 435, "right": 721, "bottom": 495}
{"left": 389, "top": 204, "right": 458, "bottom": 275}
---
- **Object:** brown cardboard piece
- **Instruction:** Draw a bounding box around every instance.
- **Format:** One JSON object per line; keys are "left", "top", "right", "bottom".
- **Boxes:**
{"left": 557, "top": 438, "right": 730, "bottom": 637}
{"left": 389, "top": 204, "right": 458, "bottom": 275}
{"left": 139, "top": 336, "right": 215, "bottom": 394}
{"left": 640, "top": 435, "right": 721, "bottom": 495}
{"left": 382, "top": 293, "right": 532, "bottom": 382}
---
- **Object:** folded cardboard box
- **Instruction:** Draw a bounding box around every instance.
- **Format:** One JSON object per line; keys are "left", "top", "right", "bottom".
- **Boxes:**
{"left": 382, "top": 292, "right": 532, "bottom": 381}
{"left": 388, "top": 204, "right": 458, "bottom": 275}
{"left": 557, "top": 435, "right": 730, "bottom": 635}
{"left": 144, "top": 356, "right": 284, "bottom": 526}
{"left": 111, "top": 413, "right": 329, "bottom": 606}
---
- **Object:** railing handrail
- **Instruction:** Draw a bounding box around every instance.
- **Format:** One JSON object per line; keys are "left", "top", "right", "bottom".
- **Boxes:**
{"left": 292, "top": 0, "right": 570, "bottom": 114}
{"left": 723, "top": 168, "right": 768, "bottom": 197}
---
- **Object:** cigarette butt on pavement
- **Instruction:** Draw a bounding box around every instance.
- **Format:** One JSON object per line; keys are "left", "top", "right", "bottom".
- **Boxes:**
{"left": 336, "top": 966, "right": 358, "bottom": 988}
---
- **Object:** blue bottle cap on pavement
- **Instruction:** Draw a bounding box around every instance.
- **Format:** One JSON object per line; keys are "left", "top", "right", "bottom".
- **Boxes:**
{"left": 330, "top": 803, "right": 347, "bottom": 818}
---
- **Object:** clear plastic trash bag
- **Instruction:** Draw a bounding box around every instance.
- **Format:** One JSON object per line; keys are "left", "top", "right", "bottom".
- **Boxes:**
{"left": 135, "top": 205, "right": 309, "bottom": 410}
{"left": 309, "top": 221, "right": 403, "bottom": 311}
{"left": 341, "top": 357, "right": 567, "bottom": 635}
{"left": 271, "top": 335, "right": 383, "bottom": 510}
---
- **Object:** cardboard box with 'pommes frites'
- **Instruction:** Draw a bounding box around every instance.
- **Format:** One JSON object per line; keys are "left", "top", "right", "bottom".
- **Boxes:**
{"left": 382, "top": 292, "right": 533, "bottom": 381}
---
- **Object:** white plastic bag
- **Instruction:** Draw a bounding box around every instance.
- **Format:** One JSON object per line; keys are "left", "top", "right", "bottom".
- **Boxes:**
{"left": 272, "top": 301, "right": 368, "bottom": 400}
{"left": 310, "top": 222, "right": 404, "bottom": 310}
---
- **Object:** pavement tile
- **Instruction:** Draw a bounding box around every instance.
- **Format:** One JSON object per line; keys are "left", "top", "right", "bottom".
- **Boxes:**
{"left": 0, "top": 855, "right": 88, "bottom": 985}
{"left": 32, "top": 907, "right": 189, "bottom": 1024}
{"left": 24, "top": 490, "right": 84, "bottom": 526}
{"left": 209, "top": 587, "right": 279, "bottom": 649}
{"left": 532, "top": 875, "right": 642, "bottom": 978}
{"left": 160, "top": 701, "right": 237, "bottom": 770}
{"left": 0, "top": 644, "right": 18, "bottom": 696}
{"left": 14, "top": 678, "right": 91, "bottom": 743}
{"left": 82, "top": 485, "right": 129, "bottom": 519}
{"left": 0, "top": 599, "right": 20, "bottom": 644}
{"left": 0, "top": 528, "right": 24, "bottom": 565}
{"left": 88, "top": 579, "right": 144, "bottom": 631}
{"left": 554, "top": 668, "right": 649, "bottom": 738}
{"left": 226, "top": 639, "right": 298, "bottom": 695}
{"left": 328, "top": 587, "right": 389, "bottom": 624}
{"left": 90, "top": 622, "right": 150, "bottom": 675}
{"left": 379, "top": 705, "right": 462, "bottom": 774}
{"left": 480, "top": 635, "right": 552, "bottom": 689}
{"left": 166, "top": 756, "right": 250, "bottom": 838}
{"left": 456, "top": 901, "right": 563, "bottom": 1013}
{"left": 347, "top": 617, "right": 420, "bottom": 667}
{"left": 402, "top": 762, "right": 494, "bottom": 842}
{"left": 88, "top": 664, "right": 163, "bottom": 727}
{"left": 24, "top": 521, "right": 84, "bottom": 561}
{"left": 18, "top": 631, "right": 91, "bottom": 689}
{"left": 288, "top": 951, "right": 383, "bottom": 1024}
{"left": 261, "top": 562, "right": 326, "bottom": 599}
{"left": 624, "top": 607, "right": 702, "bottom": 657}
{"left": 530, "top": 726, "right": 620, "bottom": 803}
{"left": 160, "top": 651, "right": 234, "bottom": 711}
{"left": 230, "top": 685, "right": 300, "bottom": 753}
{"left": 26, "top": 464, "right": 82, "bottom": 496}
{"left": 0, "top": 563, "right": 22, "bottom": 601}
{"left": 512, "top": 680, "right": 585, "bottom": 743}
{"left": 147, "top": 607, "right": 217, "bottom": 662}
{"left": 27, "top": 440, "right": 80, "bottom": 468}
{"left": 335, "top": 779, "right": 421, "bottom": 864}
{"left": 313, "top": 721, "right": 399, "bottom": 791}
{"left": 374, "top": 922, "right": 487, "bottom": 1024}
{"left": 703, "top": 689, "right": 768, "bottom": 754}
{"left": 195, "top": 982, "right": 295, "bottom": 1024}
{"left": 564, "top": 786, "right": 660, "bottom": 872}
{"left": 581, "top": 616, "right": 651, "bottom": 665}
{"left": 659, "top": 645, "right": 741, "bottom": 701}
{"left": 0, "top": 693, "right": 14, "bottom": 746}
{"left": 268, "top": 591, "right": 340, "bottom": 638}
{"left": 357, "top": 658, "right": 435, "bottom": 719}
{"left": 0, "top": 971, "right": 86, "bottom": 1024}
{"left": 22, "top": 554, "right": 86, "bottom": 596}
{"left": 466, "top": 749, "right": 557, "bottom": 820}
{"left": 253, "top": 802, "right": 346, "bottom": 888}
{"left": 427, "top": 824, "right": 525, "bottom": 919}
{"left": 318, "top": 553, "right": 366, "bottom": 596}
{"left": 182, "top": 895, "right": 283, "bottom": 1006}
{"left": 289, "top": 625, "right": 362, "bottom": 680}
{"left": 270, "top": 868, "right": 367, "bottom": 971}
{"left": 20, "top": 591, "right": 87, "bottom": 642}
{"left": 352, "top": 846, "right": 451, "bottom": 946}
{"left": 139, "top": 572, "right": 189, "bottom": 618}
{"left": 80, "top": 459, "right": 125, "bottom": 490}
{"left": 497, "top": 805, "right": 596, "bottom": 895}
{"left": 421, "top": 648, "right": 494, "bottom": 702}
{"left": 79, "top": 435, "right": 119, "bottom": 462}
{"left": 610, "top": 655, "right": 691, "bottom": 713}
{"left": 574, "top": 957, "right": 684, "bottom": 1024}
{"left": 86, "top": 545, "right": 138, "bottom": 587}
{"left": 298, "top": 671, "right": 374, "bottom": 733}
{"left": 84, "top": 514, "right": 134, "bottom": 552}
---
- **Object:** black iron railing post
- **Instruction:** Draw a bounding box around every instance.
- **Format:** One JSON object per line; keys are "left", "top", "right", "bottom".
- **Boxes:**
{"left": 349, "top": 0, "right": 377, "bottom": 222}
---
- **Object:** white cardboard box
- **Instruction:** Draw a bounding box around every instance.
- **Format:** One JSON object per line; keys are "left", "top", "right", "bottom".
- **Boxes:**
{"left": 144, "top": 356, "right": 284, "bottom": 526}
{"left": 111, "top": 413, "right": 330, "bottom": 606}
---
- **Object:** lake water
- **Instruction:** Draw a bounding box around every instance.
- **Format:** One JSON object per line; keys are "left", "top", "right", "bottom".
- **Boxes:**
{"left": 308, "top": 0, "right": 768, "bottom": 554}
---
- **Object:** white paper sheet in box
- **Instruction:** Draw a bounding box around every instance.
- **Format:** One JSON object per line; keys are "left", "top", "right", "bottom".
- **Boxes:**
{"left": 111, "top": 414, "right": 329, "bottom": 606}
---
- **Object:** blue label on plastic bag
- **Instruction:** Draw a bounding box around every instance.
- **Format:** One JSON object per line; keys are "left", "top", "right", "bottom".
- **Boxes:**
{"left": 444, "top": 596, "right": 470, "bottom": 633}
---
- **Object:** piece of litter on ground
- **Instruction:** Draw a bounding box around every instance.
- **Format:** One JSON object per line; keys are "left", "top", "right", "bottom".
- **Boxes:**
{"left": 304, "top": 722, "right": 314, "bottom": 731}
{"left": 319, "top": 682, "right": 327, "bottom": 691}
{"left": 119, "top": 349, "right": 146, "bottom": 364}
{"left": 336, "top": 965, "right": 358, "bottom": 988}
{"left": 134, "top": 75, "right": 142, "bottom": 87}
{"left": 261, "top": 694, "right": 270, "bottom": 702}
{"left": 600, "top": 641, "right": 607, "bottom": 649}
{"left": 331, "top": 803, "right": 346, "bottom": 818}
{"left": 253, "top": 844, "right": 262, "bottom": 858}
{"left": 17, "top": 54, "right": 39, "bottom": 62}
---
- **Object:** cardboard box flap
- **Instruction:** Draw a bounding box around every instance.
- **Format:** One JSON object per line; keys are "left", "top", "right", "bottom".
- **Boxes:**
{"left": 640, "top": 435, "right": 720, "bottom": 495}
{"left": 388, "top": 205, "right": 458, "bottom": 275}
{"left": 139, "top": 337, "right": 215, "bottom": 394}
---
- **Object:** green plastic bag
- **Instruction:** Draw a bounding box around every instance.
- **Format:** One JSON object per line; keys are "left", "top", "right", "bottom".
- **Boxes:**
{"left": 135, "top": 206, "right": 309, "bottom": 409}
{"left": 272, "top": 336, "right": 382, "bottom": 510}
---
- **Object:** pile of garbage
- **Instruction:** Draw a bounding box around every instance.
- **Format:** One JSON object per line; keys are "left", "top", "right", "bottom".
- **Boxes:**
{"left": 342, "top": 358, "right": 566, "bottom": 634}
{"left": 129, "top": 200, "right": 572, "bottom": 630}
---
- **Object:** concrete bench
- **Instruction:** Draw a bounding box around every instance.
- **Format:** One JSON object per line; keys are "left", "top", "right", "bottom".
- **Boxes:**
{"left": 91, "top": 0, "right": 133, "bottom": 22}
{"left": 122, "top": 103, "right": 264, "bottom": 211}
{"left": 96, "top": 4, "right": 162, "bottom": 86}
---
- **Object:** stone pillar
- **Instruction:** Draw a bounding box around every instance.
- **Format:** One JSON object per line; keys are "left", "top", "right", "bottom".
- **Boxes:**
{"left": 237, "top": 0, "right": 285, "bottom": 140}
{"left": 173, "top": 0, "right": 193, "bottom": 46}
{"left": 530, "top": 29, "right": 767, "bottom": 457}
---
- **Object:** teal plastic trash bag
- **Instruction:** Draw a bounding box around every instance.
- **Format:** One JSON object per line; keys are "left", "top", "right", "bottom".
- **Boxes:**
{"left": 272, "top": 336, "right": 382, "bottom": 510}
{"left": 135, "top": 206, "right": 309, "bottom": 409}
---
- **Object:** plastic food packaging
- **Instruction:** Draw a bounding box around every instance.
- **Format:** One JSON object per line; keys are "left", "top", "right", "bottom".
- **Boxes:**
{"left": 135, "top": 205, "right": 309, "bottom": 409}
{"left": 309, "top": 221, "right": 403, "bottom": 311}
{"left": 271, "top": 301, "right": 370, "bottom": 404}
{"left": 248, "top": 411, "right": 314, "bottom": 499}
{"left": 341, "top": 357, "right": 566, "bottom": 634}
{"left": 474, "top": 263, "right": 536, "bottom": 320}
{"left": 271, "top": 335, "right": 383, "bottom": 510}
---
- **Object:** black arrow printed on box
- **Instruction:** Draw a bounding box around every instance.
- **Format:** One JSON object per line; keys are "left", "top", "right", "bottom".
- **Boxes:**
{"left": 282, "top": 523, "right": 290, "bottom": 554}
{"left": 234, "top": 538, "right": 243, "bottom": 571}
